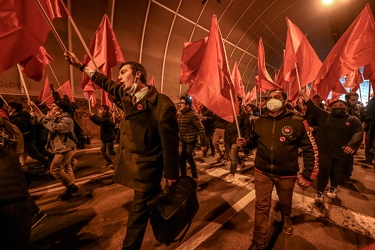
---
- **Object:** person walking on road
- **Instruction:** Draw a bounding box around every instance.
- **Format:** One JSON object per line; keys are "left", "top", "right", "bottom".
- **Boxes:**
{"left": 64, "top": 51, "right": 180, "bottom": 249}
{"left": 237, "top": 90, "right": 318, "bottom": 250}
{"left": 29, "top": 100, "right": 78, "bottom": 201}
{"left": 300, "top": 91, "right": 363, "bottom": 204}
{"left": 90, "top": 105, "right": 116, "bottom": 168}
{"left": 177, "top": 95, "right": 206, "bottom": 182}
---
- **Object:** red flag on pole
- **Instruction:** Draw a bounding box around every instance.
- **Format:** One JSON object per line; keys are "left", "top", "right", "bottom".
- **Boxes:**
{"left": 180, "top": 38, "right": 208, "bottom": 85}
{"left": 149, "top": 76, "right": 156, "bottom": 87}
{"left": 312, "top": 4, "right": 375, "bottom": 100}
{"left": 81, "top": 14, "right": 125, "bottom": 90}
{"left": 231, "top": 60, "right": 246, "bottom": 99}
{"left": 39, "top": 76, "right": 53, "bottom": 107}
{"left": 19, "top": 46, "right": 52, "bottom": 82}
{"left": 188, "top": 15, "right": 238, "bottom": 123}
{"left": 257, "top": 38, "right": 280, "bottom": 91}
{"left": 59, "top": 80, "right": 74, "bottom": 102}
{"left": 0, "top": 1, "right": 51, "bottom": 73}
{"left": 283, "top": 18, "right": 322, "bottom": 86}
{"left": 344, "top": 69, "right": 363, "bottom": 91}
{"left": 81, "top": 14, "right": 124, "bottom": 109}
{"left": 43, "top": 0, "right": 70, "bottom": 19}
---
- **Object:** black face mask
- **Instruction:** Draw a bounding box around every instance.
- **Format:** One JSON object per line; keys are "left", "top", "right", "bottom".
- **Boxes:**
{"left": 331, "top": 108, "right": 346, "bottom": 117}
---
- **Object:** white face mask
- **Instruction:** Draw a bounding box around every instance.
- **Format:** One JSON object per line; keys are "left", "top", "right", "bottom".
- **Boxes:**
{"left": 126, "top": 82, "right": 138, "bottom": 96}
{"left": 266, "top": 98, "right": 283, "bottom": 112}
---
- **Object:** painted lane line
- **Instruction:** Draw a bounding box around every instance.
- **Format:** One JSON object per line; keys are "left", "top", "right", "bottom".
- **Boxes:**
{"left": 273, "top": 190, "right": 375, "bottom": 239}
{"left": 176, "top": 190, "right": 256, "bottom": 250}
{"left": 29, "top": 170, "right": 114, "bottom": 195}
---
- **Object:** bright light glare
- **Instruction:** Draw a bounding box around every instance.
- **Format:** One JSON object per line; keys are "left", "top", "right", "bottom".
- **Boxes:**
{"left": 322, "top": 0, "right": 334, "bottom": 5}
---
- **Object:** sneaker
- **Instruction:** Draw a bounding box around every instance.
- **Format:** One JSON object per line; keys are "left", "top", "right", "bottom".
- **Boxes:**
{"left": 58, "top": 184, "right": 79, "bottom": 200}
{"left": 283, "top": 216, "right": 293, "bottom": 235}
{"left": 315, "top": 192, "right": 324, "bottom": 204}
{"left": 225, "top": 173, "right": 235, "bottom": 183}
{"left": 326, "top": 187, "right": 337, "bottom": 199}
{"left": 237, "top": 162, "right": 244, "bottom": 172}
{"left": 31, "top": 210, "right": 47, "bottom": 229}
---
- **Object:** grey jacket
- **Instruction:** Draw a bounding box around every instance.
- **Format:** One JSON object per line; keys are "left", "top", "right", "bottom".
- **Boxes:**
{"left": 40, "top": 113, "right": 76, "bottom": 153}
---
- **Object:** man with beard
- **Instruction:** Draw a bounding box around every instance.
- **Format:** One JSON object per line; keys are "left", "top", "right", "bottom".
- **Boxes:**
{"left": 237, "top": 90, "right": 318, "bottom": 250}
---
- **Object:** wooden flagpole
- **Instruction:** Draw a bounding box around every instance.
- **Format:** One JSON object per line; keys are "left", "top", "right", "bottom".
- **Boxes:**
{"left": 294, "top": 63, "right": 302, "bottom": 91}
{"left": 34, "top": 0, "right": 68, "bottom": 52}
{"left": 0, "top": 95, "right": 9, "bottom": 108}
{"left": 17, "top": 64, "right": 31, "bottom": 102}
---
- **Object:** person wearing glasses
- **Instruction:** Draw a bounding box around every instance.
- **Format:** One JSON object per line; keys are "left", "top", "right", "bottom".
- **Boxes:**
{"left": 177, "top": 95, "right": 206, "bottom": 182}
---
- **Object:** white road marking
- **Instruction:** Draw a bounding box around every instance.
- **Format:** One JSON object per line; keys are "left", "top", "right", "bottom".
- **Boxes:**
{"left": 176, "top": 190, "right": 256, "bottom": 250}
{"left": 29, "top": 170, "right": 114, "bottom": 195}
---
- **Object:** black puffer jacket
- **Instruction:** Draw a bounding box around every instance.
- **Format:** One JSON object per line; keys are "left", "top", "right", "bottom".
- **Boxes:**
{"left": 0, "top": 148, "right": 28, "bottom": 202}
{"left": 247, "top": 109, "right": 318, "bottom": 182}
{"left": 305, "top": 99, "right": 363, "bottom": 159}
{"left": 177, "top": 107, "right": 206, "bottom": 145}
{"left": 90, "top": 113, "right": 115, "bottom": 143}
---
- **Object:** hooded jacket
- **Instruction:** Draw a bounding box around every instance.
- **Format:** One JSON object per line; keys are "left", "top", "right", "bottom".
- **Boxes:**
{"left": 247, "top": 108, "right": 318, "bottom": 182}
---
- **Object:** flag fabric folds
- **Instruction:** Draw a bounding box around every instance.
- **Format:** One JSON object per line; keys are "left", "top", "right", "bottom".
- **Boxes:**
{"left": 187, "top": 15, "right": 238, "bottom": 123}
{"left": 81, "top": 14, "right": 124, "bottom": 106}
{"left": 364, "top": 63, "right": 375, "bottom": 91}
{"left": 39, "top": 78, "right": 73, "bottom": 108}
{"left": 19, "top": 46, "right": 52, "bottom": 82}
{"left": 312, "top": 4, "right": 375, "bottom": 100}
{"left": 180, "top": 38, "right": 208, "bottom": 85}
{"left": 283, "top": 18, "right": 322, "bottom": 86}
{"left": 257, "top": 38, "right": 280, "bottom": 91}
{"left": 344, "top": 69, "right": 363, "bottom": 92}
{"left": 0, "top": 1, "right": 50, "bottom": 73}
{"left": 231, "top": 60, "right": 246, "bottom": 100}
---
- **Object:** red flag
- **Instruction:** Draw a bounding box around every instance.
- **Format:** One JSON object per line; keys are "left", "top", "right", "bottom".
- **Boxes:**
{"left": 330, "top": 91, "right": 343, "bottom": 101}
{"left": 257, "top": 38, "right": 281, "bottom": 91}
{"left": 39, "top": 79, "right": 74, "bottom": 108}
{"left": 149, "top": 76, "right": 156, "bottom": 87}
{"left": 231, "top": 60, "right": 246, "bottom": 99}
{"left": 19, "top": 46, "right": 52, "bottom": 82}
{"left": 188, "top": 15, "right": 238, "bottom": 123}
{"left": 312, "top": 4, "right": 375, "bottom": 100}
{"left": 39, "top": 76, "right": 53, "bottom": 107}
{"left": 344, "top": 69, "right": 363, "bottom": 91}
{"left": 180, "top": 38, "right": 208, "bottom": 85}
{"left": 81, "top": 14, "right": 124, "bottom": 91}
{"left": 43, "top": 0, "right": 70, "bottom": 19}
{"left": 101, "top": 90, "right": 112, "bottom": 109}
{"left": 247, "top": 87, "right": 257, "bottom": 103}
{"left": 59, "top": 80, "right": 74, "bottom": 102}
{"left": 283, "top": 18, "right": 322, "bottom": 86}
{"left": 0, "top": 1, "right": 51, "bottom": 73}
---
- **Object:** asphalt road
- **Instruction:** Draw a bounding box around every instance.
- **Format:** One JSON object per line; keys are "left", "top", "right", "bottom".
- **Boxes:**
{"left": 27, "top": 146, "right": 375, "bottom": 250}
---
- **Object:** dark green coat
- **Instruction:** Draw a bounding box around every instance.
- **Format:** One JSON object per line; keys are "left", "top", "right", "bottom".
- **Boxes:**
{"left": 92, "top": 72, "right": 180, "bottom": 192}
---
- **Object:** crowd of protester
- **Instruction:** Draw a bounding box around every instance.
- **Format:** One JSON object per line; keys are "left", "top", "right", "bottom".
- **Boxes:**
{"left": 1, "top": 55, "right": 374, "bottom": 249}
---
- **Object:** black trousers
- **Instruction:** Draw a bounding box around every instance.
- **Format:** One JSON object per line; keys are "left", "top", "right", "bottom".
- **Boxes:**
{"left": 179, "top": 143, "right": 198, "bottom": 178}
{"left": 122, "top": 187, "right": 161, "bottom": 250}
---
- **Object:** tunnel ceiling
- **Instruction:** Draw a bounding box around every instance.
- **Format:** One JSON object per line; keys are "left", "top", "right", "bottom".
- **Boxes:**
{"left": 3, "top": 0, "right": 375, "bottom": 100}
